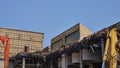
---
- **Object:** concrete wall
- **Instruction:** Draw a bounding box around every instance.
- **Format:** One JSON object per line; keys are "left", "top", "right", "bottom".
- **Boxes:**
{"left": 71, "top": 49, "right": 101, "bottom": 64}
{"left": 79, "top": 23, "right": 92, "bottom": 40}
{"left": 72, "top": 52, "right": 80, "bottom": 63}
{"left": 0, "top": 28, "right": 44, "bottom": 58}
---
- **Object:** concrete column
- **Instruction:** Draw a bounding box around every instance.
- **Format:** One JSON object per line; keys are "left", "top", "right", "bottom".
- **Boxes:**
{"left": 22, "top": 57, "right": 25, "bottom": 68}
{"left": 50, "top": 61, "right": 53, "bottom": 68}
{"left": 79, "top": 49, "right": 83, "bottom": 68}
{"left": 62, "top": 54, "right": 68, "bottom": 68}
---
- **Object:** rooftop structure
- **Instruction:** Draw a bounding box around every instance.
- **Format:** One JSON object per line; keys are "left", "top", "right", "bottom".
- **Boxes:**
{"left": 10, "top": 22, "right": 120, "bottom": 68}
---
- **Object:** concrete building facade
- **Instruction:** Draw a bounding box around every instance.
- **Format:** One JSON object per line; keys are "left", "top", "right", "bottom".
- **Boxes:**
{"left": 0, "top": 28, "right": 44, "bottom": 58}
{"left": 51, "top": 23, "right": 92, "bottom": 52}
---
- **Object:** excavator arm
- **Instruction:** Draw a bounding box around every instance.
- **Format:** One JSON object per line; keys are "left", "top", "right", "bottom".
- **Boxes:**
{"left": 0, "top": 36, "right": 10, "bottom": 68}
{"left": 102, "top": 28, "right": 120, "bottom": 68}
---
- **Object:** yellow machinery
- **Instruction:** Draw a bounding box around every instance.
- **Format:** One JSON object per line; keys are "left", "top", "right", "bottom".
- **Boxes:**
{"left": 102, "top": 28, "right": 120, "bottom": 68}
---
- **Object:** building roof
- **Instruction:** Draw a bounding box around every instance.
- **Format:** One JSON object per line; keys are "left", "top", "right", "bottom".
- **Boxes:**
{"left": 80, "top": 22, "right": 120, "bottom": 47}
{"left": 0, "top": 27, "right": 44, "bottom": 35}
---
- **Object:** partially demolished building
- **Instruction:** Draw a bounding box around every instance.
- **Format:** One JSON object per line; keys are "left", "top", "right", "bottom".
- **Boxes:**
{"left": 9, "top": 22, "right": 120, "bottom": 68}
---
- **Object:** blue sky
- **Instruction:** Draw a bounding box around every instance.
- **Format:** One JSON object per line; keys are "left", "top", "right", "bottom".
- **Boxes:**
{"left": 0, "top": 0, "right": 120, "bottom": 47}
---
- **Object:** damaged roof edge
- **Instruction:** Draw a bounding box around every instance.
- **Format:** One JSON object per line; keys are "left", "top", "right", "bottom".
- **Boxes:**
{"left": 80, "top": 22, "right": 120, "bottom": 46}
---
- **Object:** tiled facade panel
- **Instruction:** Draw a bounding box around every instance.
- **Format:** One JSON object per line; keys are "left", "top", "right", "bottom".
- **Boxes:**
{"left": 0, "top": 28, "right": 43, "bottom": 58}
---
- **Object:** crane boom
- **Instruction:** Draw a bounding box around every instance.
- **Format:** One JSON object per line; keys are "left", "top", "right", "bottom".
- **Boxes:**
{"left": 0, "top": 36, "right": 10, "bottom": 68}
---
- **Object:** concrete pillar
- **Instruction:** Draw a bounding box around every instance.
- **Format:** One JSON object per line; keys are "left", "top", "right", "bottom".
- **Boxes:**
{"left": 50, "top": 61, "right": 53, "bottom": 68}
{"left": 79, "top": 49, "right": 83, "bottom": 68}
{"left": 62, "top": 54, "right": 68, "bottom": 68}
{"left": 22, "top": 57, "right": 25, "bottom": 68}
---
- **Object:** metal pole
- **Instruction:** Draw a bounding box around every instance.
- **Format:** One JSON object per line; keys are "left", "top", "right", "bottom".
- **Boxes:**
{"left": 22, "top": 57, "right": 25, "bottom": 68}
{"left": 79, "top": 48, "right": 83, "bottom": 68}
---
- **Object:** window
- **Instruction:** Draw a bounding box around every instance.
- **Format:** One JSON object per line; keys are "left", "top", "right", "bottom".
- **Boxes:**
{"left": 65, "top": 31, "right": 79, "bottom": 44}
